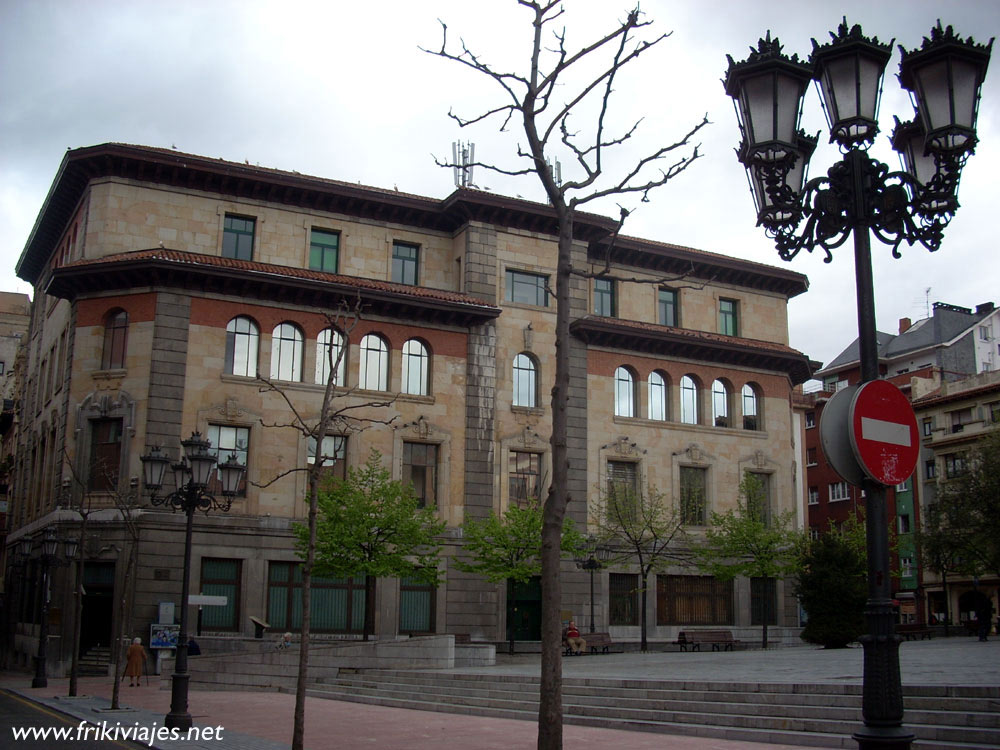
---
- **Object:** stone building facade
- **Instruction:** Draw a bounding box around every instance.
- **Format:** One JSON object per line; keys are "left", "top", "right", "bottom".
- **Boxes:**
{"left": 5, "top": 143, "right": 813, "bottom": 675}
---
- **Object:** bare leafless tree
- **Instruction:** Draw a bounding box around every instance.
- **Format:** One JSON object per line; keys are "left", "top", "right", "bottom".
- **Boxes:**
{"left": 253, "top": 298, "right": 396, "bottom": 750}
{"left": 428, "top": 4, "right": 707, "bottom": 746}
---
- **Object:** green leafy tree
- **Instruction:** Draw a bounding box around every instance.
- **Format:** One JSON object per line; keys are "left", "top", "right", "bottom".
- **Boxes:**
{"left": 696, "top": 472, "right": 799, "bottom": 649}
{"left": 795, "top": 522, "right": 867, "bottom": 648}
{"left": 590, "top": 485, "right": 688, "bottom": 651}
{"left": 455, "top": 501, "right": 584, "bottom": 654}
{"left": 295, "top": 450, "right": 445, "bottom": 641}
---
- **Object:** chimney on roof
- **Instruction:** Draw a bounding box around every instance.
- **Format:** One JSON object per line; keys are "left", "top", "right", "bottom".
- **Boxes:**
{"left": 899, "top": 317, "right": 912, "bottom": 334}
{"left": 976, "top": 302, "right": 995, "bottom": 315}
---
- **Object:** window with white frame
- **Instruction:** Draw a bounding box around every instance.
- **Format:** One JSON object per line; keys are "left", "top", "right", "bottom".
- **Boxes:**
{"left": 512, "top": 353, "right": 537, "bottom": 408}
{"left": 805, "top": 411, "right": 816, "bottom": 429}
{"left": 829, "top": 481, "right": 850, "bottom": 502}
{"left": 680, "top": 375, "right": 698, "bottom": 424}
{"left": 648, "top": 371, "right": 668, "bottom": 421}
{"left": 711, "top": 380, "right": 730, "bottom": 427}
{"left": 270, "top": 323, "right": 304, "bottom": 381}
{"left": 307, "top": 434, "right": 347, "bottom": 480}
{"left": 401, "top": 339, "right": 430, "bottom": 396}
{"left": 808, "top": 486, "right": 819, "bottom": 505}
{"left": 207, "top": 424, "right": 249, "bottom": 496}
{"left": 359, "top": 334, "right": 389, "bottom": 391}
{"left": 614, "top": 367, "right": 636, "bottom": 418}
{"left": 225, "top": 316, "right": 259, "bottom": 377}
{"left": 742, "top": 384, "right": 761, "bottom": 430}
{"left": 315, "top": 328, "right": 346, "bottom": 386}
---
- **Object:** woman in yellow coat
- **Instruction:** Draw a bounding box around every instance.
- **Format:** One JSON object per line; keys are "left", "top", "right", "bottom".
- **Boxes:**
{"left": 125, "top": 637, "right": 147, "bottom": 687}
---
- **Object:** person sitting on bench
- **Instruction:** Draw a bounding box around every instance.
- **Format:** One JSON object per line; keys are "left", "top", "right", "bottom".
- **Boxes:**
{"left": 562, "top": 621, "right": 586, "bottom": 655}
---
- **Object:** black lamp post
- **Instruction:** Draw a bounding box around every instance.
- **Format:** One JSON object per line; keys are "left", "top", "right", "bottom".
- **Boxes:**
{"left": 725, "top": 20, "right": 991, "bottom": 750}
{"left": 23, "top": 527, "right": 77, "bottom": 688}
{"left": 576, "top": 541, "right": 612, "bottom": 634}
{"left": 141, "top": 433, "right": 245, "bottom": 731}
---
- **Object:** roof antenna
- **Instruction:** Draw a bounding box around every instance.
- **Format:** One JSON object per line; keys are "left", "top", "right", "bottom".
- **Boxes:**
{"left": 924, "top": 287, "right": 931, "bottom": 318}
{"left": 452, "top": 141, "right": 476, "bottom": 188}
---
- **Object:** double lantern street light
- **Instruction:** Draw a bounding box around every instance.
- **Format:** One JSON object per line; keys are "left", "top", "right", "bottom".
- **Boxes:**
{"left": 575, "top": 541, "right": 613, "bottom": 634}
{"left": 141, "top": 433, "right": 245, "bottom": 732}
{"left": 19, "top": 527, "right": 78, "bottom": 689}
{"left": 724, "top": 19, "right": 991, "bottom": 750}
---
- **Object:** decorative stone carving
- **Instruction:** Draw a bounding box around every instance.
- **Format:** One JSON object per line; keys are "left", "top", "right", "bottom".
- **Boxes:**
{"left": 216, "top": 398, "right": 247, "bottom": 420}
{"left": 602, "top": 436, "right": 645, "bottom": 457}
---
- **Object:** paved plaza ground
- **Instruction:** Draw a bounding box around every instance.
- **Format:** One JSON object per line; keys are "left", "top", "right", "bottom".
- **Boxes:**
{"left": 1, "top": 637, "right": 995, "bottom": 750}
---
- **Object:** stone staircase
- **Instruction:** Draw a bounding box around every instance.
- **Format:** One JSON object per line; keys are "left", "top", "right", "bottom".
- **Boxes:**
{"left": 306, "top": 670, "right": 1000, "bottom": 749}
{"left": 77, "top": 646, "right": 111, "bottom": 676}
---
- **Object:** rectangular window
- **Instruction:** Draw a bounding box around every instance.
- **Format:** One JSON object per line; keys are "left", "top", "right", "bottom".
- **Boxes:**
{"left": 679, "top": 466, "right": 707, "bottom": 525}
{"left": 391, "top": 241, "right": 419, "bottom": 285}
{"left": 944, "top": 453, "right": 967, "bottom": 479}
{"left": 399, "top": 576, "right": 436, "bottom": 634}
{"left": 921, "top": 418, "right": 933, "bottom": 437}
{"left": 747, "top": 472, "right": 771, "bottom": 526}
{"left": 809, "top": 527, "right": 820, "bottom": 541}
{"left": 656, "top": 574, "right": 733, "bottom": 626}
{"left": 509, "top": 451, "right": 541, "bottom": 507}
{"left": 657, "top": 288, "right": 678, "bottom": 327}
{"left": 808, "top": 487, "right": 819, "bottom": 505}
{"left": 505, "top": 270, "right": 548, "bottom": 307}
{"left": 829, "top": 481, "right": 850, "bottom": 502}
{"left": 403, "top": 442, "right": 437, "bottom": 508}
{"left": 898, "top": 513, "right": 911, "bottom": 534}
{"left": 925, "top": 459, "right": 936, "bottom": 479}
{"left": 207, "top": 424, "right": 249, "bottom": 496}
{"left": 267, "top": 562, "right": 367, "bottom": 633}
{"left": 750, "top": 577, "right": 776, "bottom": 626}
{"left": 307, "top": 435, "right": 347, "bottom": 481}
{"left": 989, "top": 402, "right": 1000, "bottom": 424}
{"left": 200, "top": 558, "right": 241, "bottom": 631}
{"left": 310, "top": 229, "right": 340, "bottom": 272}
{"left": 606, "top": 460, "right": 638, "bottom": 507}
{"left": 594, "top": 278, "right": 615, "bottom": 317}
{"left": 806, "top": 447, "right": 817, "bottom": 466}
{"left": 719, "top": 298, "right": 738, "bottom": 336}
{"left": 981, "top": 324, "right": 992, "bottom": 341}
{"left": 222, "top": 214, "right": 255, "bottom": 261}
{"left": 88, "top": 418, "right": 123, "bottom": 491}
{"left": 805, "top": 411, "right": 815, "bottom": 429}
{"left": 609, "top": 573, "right": 639, "bottom": 626}
{"left": 901, "top": 557, "right": 914, "bottom": 578}
{"left": 896, "top": 477, "right": 911, "bottom": 492}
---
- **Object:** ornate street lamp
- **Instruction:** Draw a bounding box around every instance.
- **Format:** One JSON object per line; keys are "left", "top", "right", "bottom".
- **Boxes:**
{"left": 141, "top": 433, "right": 245, "bottom": 731}
{"left": 725, "top": 19, "right": 992, "bottom": 750}
{"left": 575, "top": 541, "right": 613, "bottom": 634}
{"left": 21, "top": 527, "right": 76, "bottom": 688}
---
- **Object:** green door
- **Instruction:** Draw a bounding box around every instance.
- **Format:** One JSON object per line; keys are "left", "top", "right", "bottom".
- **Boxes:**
{"left": 508, "top": 576, "right": 542, "bottom": 640}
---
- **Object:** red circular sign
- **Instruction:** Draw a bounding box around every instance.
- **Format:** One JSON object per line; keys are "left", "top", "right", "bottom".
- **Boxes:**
{"left": 849, "top": 380, "right": 920, "bottom": 486}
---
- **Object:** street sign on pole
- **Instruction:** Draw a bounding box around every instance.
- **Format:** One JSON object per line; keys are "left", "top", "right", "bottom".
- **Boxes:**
{"left": 819, "top": 384, "right": 867, "bottom": 486}
{"left": 849, "top": 380, "right": 920, "bottom": 486}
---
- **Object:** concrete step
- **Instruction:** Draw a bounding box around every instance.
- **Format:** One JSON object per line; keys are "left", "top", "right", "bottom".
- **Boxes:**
{"left": 309, "top": 671, "right": 1000, "bottom": 749}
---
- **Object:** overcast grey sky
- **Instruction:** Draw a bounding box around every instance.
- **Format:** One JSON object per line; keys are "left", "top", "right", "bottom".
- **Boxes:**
{"left": 1, "top": 0, "right": 997, "bottom": 370}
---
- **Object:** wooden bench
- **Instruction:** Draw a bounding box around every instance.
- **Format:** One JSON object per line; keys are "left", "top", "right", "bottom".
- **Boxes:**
{"left": 675, "top": 629, "right": 739, "bottom": 652}
{"left": 563, "top": 631, "right": 614, "bottom": 655}
{"left": 896, "top": 624, "right": 933, "bottom": 641}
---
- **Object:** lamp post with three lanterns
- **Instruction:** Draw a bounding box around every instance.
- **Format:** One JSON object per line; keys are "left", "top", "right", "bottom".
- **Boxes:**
{"left": 141, "top": 432, "right": 245, "bottom": 731}
{"left": 723, "top": 19, "right": 991, "bottom": 750}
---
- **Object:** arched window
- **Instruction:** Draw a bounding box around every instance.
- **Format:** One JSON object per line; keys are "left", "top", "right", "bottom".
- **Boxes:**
{"left": 680, "top": 375, "right": 699, "bottom": 425}
{"left": 742, "top": 383, "right": 762, "bottom": 431}
{"left": 648, "top": 371, "right": 668, "bottom": 421}
{"left": 225, "top": 316, "right": 259, "bottom": 377}
{"left": 401, "top": 339, "right": 430, "bottom": 395}
{"left": 101, "top": 309, "right": 128, "bottom": 369}
{"left": 359, "top": 334, "right": 389, "bottom": 391}
{"left": 512, "top": 353, "right": 537, "bottom": 408}
{"left": 614, "top": 366, "right": 636, "bottom": 418}
{"left": 270, "top": 323, "right": 304, "bottom": 381}
{"left": 712, "top": 379, "right": 731, "bottom": 427}
{"left": 315, "top": 328, "right": 346, "bottom": 386}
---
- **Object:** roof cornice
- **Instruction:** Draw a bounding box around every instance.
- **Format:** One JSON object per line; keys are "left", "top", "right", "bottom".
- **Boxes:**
{"left": 569, "top": 315, "right": 818, "bottom": 385}
{"left": 17, "top": 143, "right": 809, "bottom": 299}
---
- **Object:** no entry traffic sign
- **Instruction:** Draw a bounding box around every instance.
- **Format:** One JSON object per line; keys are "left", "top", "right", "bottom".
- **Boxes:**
{"left": 849, "top": 380, "right": 919, "bottom": 486}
